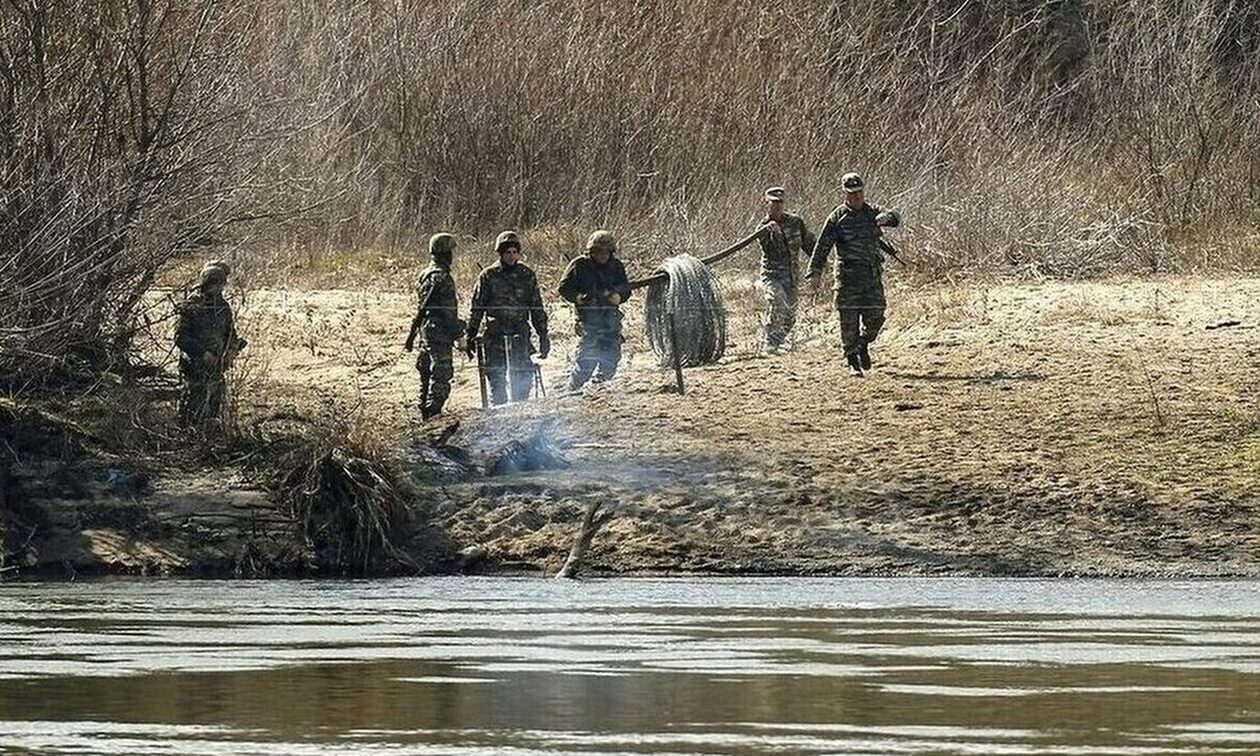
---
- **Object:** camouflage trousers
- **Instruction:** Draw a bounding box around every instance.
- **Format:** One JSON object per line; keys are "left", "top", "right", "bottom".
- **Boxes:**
{"left": 834, "top": 262, "right": 886, "bottom": 356}
{"left": 178, "top": 368, "right": 225, "bottom": 427}
{"left": 416, "top": 340, "right": 454, "bottom": 417}
{"left": 483, "top": 332, "right": 535, "bottom": 405}
{"left": 761, "top": 276, "right": 797, "bottom": 348}
{"left": 569, "top": 324, "right": 622, "bottom": 390}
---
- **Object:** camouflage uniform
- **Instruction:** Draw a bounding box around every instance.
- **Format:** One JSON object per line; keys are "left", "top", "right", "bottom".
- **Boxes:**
{"left": 807, "top": 200, "right": 900, "bottom": 360}
{"left": 558, "top": 232, "right": 632, "bottom": 390}
{"left": 175, "top": 262, "right": 246, "bottom": 426}
{"left": 756, "top": 211, "right": 815, "bottom": 349}
{"left": 467, "top": 242, "right": 549, "bottom": 405}
{"left": 408, "top": 237, "right": 464, "bottom": 419}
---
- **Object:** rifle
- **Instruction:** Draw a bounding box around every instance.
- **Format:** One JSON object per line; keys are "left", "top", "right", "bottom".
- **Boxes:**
{"left": 474, "top": 340, "right": 489, "bottom": 409}
{"left": 879, "top": 239, "right": 909, "bottom": 267}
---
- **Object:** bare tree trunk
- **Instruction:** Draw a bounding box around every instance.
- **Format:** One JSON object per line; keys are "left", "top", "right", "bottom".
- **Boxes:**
{"left": 556, "top": 500, "right": 612, "bottom": 580}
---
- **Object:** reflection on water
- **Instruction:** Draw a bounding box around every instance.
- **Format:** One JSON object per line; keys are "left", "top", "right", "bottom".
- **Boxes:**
{"left": 1, "top": 578, "right": 1259, "bottom": 754}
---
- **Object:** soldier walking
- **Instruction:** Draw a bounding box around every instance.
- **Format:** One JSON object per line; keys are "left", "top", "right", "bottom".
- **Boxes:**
{"left": 558, "top": 230, "right": 631, "bottom": 390}
{"left": 466, "top": 231, "right": 550, "bottom": 404}
{"left": 175, "top": 260, "right": 247, "bottom": 426}
{"left": 405, "top": 233, "right": 465, "bottom": 419}
{"left": 756, "top": 186, "right": 815, "bottom": 352}
{"left": 805, "top": 172, "right": 901, "bottom": 376}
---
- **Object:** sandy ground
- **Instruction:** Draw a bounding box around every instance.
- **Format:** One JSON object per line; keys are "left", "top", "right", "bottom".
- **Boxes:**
{"left": 234, "top": 272, "right": 1260, "bottom": 576}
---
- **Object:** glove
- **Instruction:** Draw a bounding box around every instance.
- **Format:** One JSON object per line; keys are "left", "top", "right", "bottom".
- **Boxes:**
{"left": 606, "top": 291, "right": 622, "bottom": 306}
{"left": 538, "top": 333, "right": 551, "bottom": 359}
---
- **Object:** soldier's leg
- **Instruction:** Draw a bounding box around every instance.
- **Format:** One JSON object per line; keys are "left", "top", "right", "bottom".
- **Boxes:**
{"left": 483, "top": 338, "right": 509, "bottom": 405}
{"left": 416, "top": 348, "right": 433, "bottom": 415}
{"left": 858, "top": 276, "right": 887, "bottom": 368}
{"left": 834, "top": 289, "right": 861, "bottom": 357}
{"left": 427, "top": 343, "right": 454, "bottom": 415}
{"left": 204, "top": 372, "right": 226, "bottom": 422}
{"left": 783, "top": 284, "right": 798, "bottom": 342}
{"left": 763, "top": 279, "right": 791, "bottom": 348}
{"left": 594, "top": 332, "right": 623, "bottom": 381}
{"left": 568, "top": 328, "right": 600, "bottom": 390}
{"left": 177, "top": 369, "right": 203, "bottom": 427}
{"left": 509, "top": 336, "right": 535, "bottom": 402}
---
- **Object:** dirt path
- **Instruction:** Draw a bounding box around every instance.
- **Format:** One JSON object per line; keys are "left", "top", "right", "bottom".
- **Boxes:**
{"left": 238, "top": 274, "right": 1260, "bottom": 576}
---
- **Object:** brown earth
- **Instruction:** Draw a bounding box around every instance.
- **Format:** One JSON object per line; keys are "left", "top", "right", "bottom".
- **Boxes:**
{"left": 227, "top": 272, "right": 1260, "bottom": 577}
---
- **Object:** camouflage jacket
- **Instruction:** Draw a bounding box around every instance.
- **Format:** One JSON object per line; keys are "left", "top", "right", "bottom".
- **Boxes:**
{"left": 557, "top": 254, "right": 631, "bottom": 333}
{"left": 807, "top": 202, "right": 900, "bottom": 283}
{"left": 468, "top": 261, "right": 548, "bottom": 339}
{"left": 756, "top": 212, "right": 816, "bottom": 285}
{"left": 175, "top": 291, "right": 245, "bottom": 374}
{"left": 411, "top": 264, "right": 464, "bottom": 345}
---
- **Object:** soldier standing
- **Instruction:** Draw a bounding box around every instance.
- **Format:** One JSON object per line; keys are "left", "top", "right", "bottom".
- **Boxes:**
{"left": 756, "top": 186, "right": 816, "bottom": 352}
{"left": 466, "top": 231, "right": 550, "bottom": 404}
{"left": 405, "top": 233, "right": 465, "bottom": 419}
{"left": 175, "top": 260, "right": 247, "bottom": 426}
{"left": 557, "top": 230, "right": 631, "bottom": 390}
{"left": 805, "top": 172, "right": 901, "bottom": 376}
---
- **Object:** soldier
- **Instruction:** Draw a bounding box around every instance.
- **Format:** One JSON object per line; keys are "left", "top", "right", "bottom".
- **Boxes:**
{"left": 466, "top": 231, "right": 550, "bottom": 404}
{"left": 558, "top": 230, "right": 631, "bottom": 390}
{"left": 805, "top": 172, "right": 901, "bottom": 376}
{"left": 405, "top": 233, "right": 465, "bottom": 419}
{"left": 756, "top": 186, "right": 816, "bottom": 352}
{"left": 175, "top": 260, "right": 247, "bottom": 426}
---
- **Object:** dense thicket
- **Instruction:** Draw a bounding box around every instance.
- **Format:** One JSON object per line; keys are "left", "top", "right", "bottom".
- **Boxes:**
{"left": 3, "top": 0, "right": 1259, "bottom": 387}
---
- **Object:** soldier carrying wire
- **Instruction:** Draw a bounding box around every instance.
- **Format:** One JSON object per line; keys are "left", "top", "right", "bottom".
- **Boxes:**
{"left": 755, "top": 186, "right": 816, "bottom": 352}
{"left": 558, "top": 230, "right": 632, "bottom": 390}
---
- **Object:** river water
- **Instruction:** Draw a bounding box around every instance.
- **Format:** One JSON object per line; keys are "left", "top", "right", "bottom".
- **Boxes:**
{"left": 1, "top": 578, "right": 1258, "bottom": 755}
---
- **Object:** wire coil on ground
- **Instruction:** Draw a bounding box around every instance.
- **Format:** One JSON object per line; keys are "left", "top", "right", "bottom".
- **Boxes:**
{"left": 643, "top": 254, "right": 727, "bottom": 367}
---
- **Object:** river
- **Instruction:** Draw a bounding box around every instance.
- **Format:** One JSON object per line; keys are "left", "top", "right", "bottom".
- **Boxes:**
{"left": 1, "top": 578, "right": 1258, "bottom": 754}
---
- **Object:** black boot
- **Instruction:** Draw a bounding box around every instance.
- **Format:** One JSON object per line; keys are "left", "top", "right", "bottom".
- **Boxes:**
{"left": 846, "top": 352, "right": 865, "bottom": 377}
{"left": 858, "top": 343, "right": 872, "bottom": 371}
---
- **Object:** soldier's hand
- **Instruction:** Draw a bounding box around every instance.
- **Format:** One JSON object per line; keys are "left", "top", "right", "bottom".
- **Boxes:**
{"left": 538, "top": 333, "right": 551, "bottom": 359}
{"left": 607, "top": 291, "right": 622, "bottom": 306}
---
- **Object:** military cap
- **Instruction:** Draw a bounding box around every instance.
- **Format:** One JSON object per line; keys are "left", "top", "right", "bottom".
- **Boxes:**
{"left": 585, "top": 229, "right": 617, "bottom": 253}
{"left": 198, "top": 260, "right": 230, "bottom": 287}
{"left": 428, "top": 233, "right": 456, "bottom": 258}
{"left": 494, "top": 230, "right": 521, "bottom": 253}
{"left": 841, "top": 172, "right": 865, "bottom": 193}
{"left": 764, "top": 186, "right": 786, "bottom": 202}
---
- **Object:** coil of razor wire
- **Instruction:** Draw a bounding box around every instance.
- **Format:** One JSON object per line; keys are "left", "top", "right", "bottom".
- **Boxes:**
{"left": 643, "top": 254, "right": 727, "bottom": 367}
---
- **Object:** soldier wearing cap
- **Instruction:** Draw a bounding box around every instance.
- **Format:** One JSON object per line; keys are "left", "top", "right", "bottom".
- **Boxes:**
{"left": 466, "top": 231, "right": 550, "bottom": 404}
{"left": 755, "top": 187, "right": 816, "bottom": 352}
{"left": 806, "top": 172, "right": 901, "bottom": 376}
{"left": 405, "top": 233, "right": 466, "bottom": 419}
{"left": 558, "top": 230, "right": 632, "bottom": 390}
{"left": 175, "top": 260, "right": 247, "bottom": 426}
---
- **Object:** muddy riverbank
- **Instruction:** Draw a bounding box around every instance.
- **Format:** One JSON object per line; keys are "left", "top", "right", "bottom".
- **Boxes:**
{"left": 4, "top": 275, "right": 1259, "bottom": 578}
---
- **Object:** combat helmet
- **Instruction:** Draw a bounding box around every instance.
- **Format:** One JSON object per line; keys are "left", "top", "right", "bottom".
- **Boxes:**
{"left": 428, "top": 233, "right": 456, "bottom": 263}
{"left": 494, "top": 230, "right": 521, "bottom": 254}
{"left": 585, "top": 230, "right": 617, "bottom": 254}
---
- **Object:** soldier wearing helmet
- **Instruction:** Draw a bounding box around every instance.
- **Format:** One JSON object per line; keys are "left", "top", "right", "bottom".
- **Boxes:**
{"left": 405, "top": 233, "right": 466, "bottom": 419}
{"left": 174, "top": 260, "right": 247, "bottom": 426}
{"left": 805, "top": 172, "right": 902, "bottom": 376}
{"left": 466, "top": 231, "right": 550, "bottom": 404}
{"left": 557, "top": 230, "right": 631, "bottom": 390}
{"left": 755, "top": 186, "right": 816, "bottom": 352}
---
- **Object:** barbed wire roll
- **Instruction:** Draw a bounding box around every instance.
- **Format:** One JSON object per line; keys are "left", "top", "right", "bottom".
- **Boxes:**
{"left": 643, "top": 254, "right": 727, "bottom": 367}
